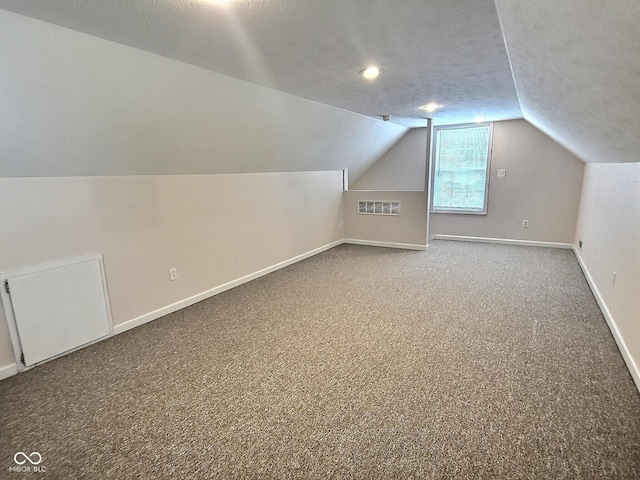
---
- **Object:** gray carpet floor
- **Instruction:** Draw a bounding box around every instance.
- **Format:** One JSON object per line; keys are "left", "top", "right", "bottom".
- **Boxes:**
{"left": 1, "top": 240, "right": 639, "bottom": 479}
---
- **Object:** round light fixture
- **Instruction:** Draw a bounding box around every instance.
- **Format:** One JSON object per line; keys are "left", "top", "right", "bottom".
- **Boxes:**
{"left": 360, "top": 66, "right": 381, "bottom": 80}
{"left": 420, "top": 102, "right": 442, "bottom": 113}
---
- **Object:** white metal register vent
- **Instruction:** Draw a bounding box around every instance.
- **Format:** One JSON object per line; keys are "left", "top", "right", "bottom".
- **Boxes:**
{"left": 358, "top": 201, "right": 400, "bottom": 216}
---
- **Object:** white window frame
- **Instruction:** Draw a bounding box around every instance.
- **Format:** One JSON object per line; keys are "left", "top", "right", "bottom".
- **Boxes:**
{"left": 430, "top": 122, "right": 493, "bottom": 215}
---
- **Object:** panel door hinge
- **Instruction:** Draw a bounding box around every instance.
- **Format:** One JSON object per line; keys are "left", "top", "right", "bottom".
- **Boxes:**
{"left": 4, "top": 280, "right": 9, "bottom": 294}
{"left": 20, "top": 353, "right": 25, "bottom": 366}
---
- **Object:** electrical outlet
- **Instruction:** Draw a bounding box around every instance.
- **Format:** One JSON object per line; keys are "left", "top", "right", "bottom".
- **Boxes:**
{"left": 522, "top": 220, "right": 529, "bottom": 228}
{"left": 169, "top": 268, "right": 178, "bottom": 281}
{"left": 497, "top": 169, "right": 506, "bottom": 177}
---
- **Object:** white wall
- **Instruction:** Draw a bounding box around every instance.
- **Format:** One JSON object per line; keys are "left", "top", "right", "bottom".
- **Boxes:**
{"left": 0, "top": 10, "right": 406, "bottom": 179}
{"left": 346, "top": 128, "right": 429, "bottom": 248}
{"left": 344, "top": 191, "right": 428, "bottom": 249}
{"left": 430, "top": 119, "right": 584, "bottom": 244}
{"left": 351, "top": 128, "right": 428, "bottom": 191}
{"left": 0, "top": 10, "right": 407, "bottom": 375}
{"left": 0, "top": 172, "right": 344, "bottom": 371}
{"left": 574, "top": 163, "right": 640, "bottom": 387}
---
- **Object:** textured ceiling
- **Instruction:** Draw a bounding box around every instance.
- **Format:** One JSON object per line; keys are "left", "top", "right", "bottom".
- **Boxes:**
{"left": 0, "top": 0, "right": 521, "bottom": 128}
{"left": 495, "top": 0, "right": 640, "bottom": 164}
{"left": 0, "top": 0, "right": 637, "bottom": 163}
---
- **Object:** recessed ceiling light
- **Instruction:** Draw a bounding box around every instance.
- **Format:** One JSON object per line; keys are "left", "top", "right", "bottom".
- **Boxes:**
{"left": 207, "top": 0, "right": 232, "bottom": 6}
{"left": 420, "top": 102, "right": 442, "bottom": 113}
{"left": 360, "top": 66, "right": 381, "bottom": 80}
{"left": 474, "top": 116, "right": 486, "bottom": 123}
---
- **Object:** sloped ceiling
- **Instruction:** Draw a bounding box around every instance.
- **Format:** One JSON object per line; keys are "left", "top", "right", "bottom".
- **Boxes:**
{"left": 495, "top": 0, "right": 640, "bottom": 164}
{"left": 0, "top": 0, "right": 638, "bottom": 164}
{"left": 0, "top": 0, "right": 520, "bottom": 128}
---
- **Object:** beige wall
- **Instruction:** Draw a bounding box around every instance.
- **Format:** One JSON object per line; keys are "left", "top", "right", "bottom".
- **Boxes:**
{"left": 0, "top": 172, "right": 344, "bottom": 369}
{"left": 430, "top": 119, "right": 584, "bottom": 244}
{"left": 0, "top": 10, "right": 406, "bottom": 179}
{"left": 351, "top": 128, "right": 428, "bottom": 191}
{"left": 0, "top": 10, "right": 409, "bottom": 374}
{"left": 344, "top": 191, "right": 428, "bottom": 248}
{"left": 574, "top": 163, "right": 640, "bottom": 386}
{"left": 346, "top": 128, "right": 429, "bottom": 247}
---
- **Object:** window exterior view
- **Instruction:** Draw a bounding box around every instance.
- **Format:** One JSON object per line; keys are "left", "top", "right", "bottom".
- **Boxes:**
{"left": 432, "top": 123, "right": 493, "bottom": 214}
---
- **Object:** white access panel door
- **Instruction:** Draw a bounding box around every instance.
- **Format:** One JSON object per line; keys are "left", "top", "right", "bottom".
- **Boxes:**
{"left": 6, "top": 258, "right": 111, "bottom": 367}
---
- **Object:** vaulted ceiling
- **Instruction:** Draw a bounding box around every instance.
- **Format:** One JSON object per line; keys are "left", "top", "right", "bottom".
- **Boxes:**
{"left": 495, "top": 0, "right": 640, "bottom": 165}
{"left": 0, "top": 0, "right": 638, "bottom": 164}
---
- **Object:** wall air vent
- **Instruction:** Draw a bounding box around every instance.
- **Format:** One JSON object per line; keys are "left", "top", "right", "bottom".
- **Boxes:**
{"left": 358, "top": 201, "right": 400, "bottom": 216}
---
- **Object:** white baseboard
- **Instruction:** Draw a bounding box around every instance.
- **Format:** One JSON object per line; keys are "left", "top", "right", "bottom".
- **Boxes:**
{"left": 0, "top": 363, "right": 18, "bottom": 381}
{"left": 0, "top": 240, "right": 343, "bottom": 381}
{"left": 113, "top": 240, "right": 343, "bottom": 335}
{"left": 573, "top": 248, "right": 640, "bottom": 393}
{"left": 433, "top": 235, "right": 573, "bottom": 249}
{"left": 343, "top": 239, "right": 427, "bottom": 251}
{"left": 4, "top": 238, "right": 636, "bottom": 397}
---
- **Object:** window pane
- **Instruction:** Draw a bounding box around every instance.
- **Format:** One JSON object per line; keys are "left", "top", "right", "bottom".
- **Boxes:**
{"left": 432, "top": 124, "right": 491, "bottom": 213}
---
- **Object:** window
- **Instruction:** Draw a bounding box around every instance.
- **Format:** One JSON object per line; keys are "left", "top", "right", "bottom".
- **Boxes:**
{"left": 431, "top": 123, "right": 493, "bottom": 214}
